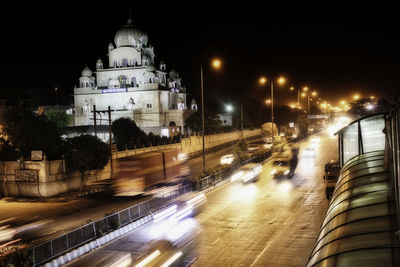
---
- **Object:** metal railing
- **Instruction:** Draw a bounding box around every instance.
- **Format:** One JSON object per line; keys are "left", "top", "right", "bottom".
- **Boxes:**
{"left": 27, "top": 184, "right": 191, "bottom": 266}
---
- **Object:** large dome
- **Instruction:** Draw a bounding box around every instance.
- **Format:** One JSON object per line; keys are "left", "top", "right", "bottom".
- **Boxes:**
{"left": 114, "top": 19, "right": 148, "bottom": 48}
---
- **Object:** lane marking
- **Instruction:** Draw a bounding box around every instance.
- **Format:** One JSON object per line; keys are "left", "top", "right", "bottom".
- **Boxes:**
{"left": 212, "top": 237, "right": 221, "bottom": 245}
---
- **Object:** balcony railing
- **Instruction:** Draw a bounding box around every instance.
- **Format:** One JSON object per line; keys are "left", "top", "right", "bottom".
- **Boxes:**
{"left": 335, "top": 113, "right": 386, "bottom": 166}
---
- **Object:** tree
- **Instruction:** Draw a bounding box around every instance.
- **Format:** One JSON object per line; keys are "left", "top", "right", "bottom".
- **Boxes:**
{"left": 44, "top": 109, "right": 71, "bottom": 128}
{"left": 1, "top": 106, "right": 64, "bottom": 160}
{"left": 112, "top": 117, "right": 140, "bottom": 150}
{"left": 297, "top": 112, "right": 309, "bottom": 137}
{"left": 375, "top": 98, "right": 392, "bottom": 113}
{"left": 185, "top": 109, "right": 222, "bottom": 133}
{"left": 274, "top": 105, "right": 299, "bottom": 127}
{"left": 348, "top": 98, "right": 374, "bottom": 118}
{"left": 0, "top": 137, "right": 20, "bottom": 161}
{"left": 65, "top": 135, "right": 109, "bottom": 190}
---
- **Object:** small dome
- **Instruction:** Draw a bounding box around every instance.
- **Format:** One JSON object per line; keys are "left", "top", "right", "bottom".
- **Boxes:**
{"left": 96, "top": 58, "right": 103, "bottom": 63}
{"left": 191, "top": 99, "right": 197, "bottom": 105}
{"left": 169, "top": 68, "right": 179, "bottom": 79}
{"left": 81, "top": 66, "right": 92, "bottom": 77}
{"left": 114, "top": 19, "right": 148, "bottom": 48}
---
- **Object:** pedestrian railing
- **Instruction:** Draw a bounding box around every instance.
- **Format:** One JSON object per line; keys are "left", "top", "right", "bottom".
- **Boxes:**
{"left": 27, "top": 184, "right": 191, "bottom": 266}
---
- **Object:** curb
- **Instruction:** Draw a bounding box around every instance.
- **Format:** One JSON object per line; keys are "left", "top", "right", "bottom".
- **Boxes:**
{"left": 69, "top": 188, "right": 103, "bottom": 199}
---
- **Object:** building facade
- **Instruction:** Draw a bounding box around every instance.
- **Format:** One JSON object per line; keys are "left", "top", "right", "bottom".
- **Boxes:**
{"left": 73, "top": 17, "right": 194, "bottom": 138}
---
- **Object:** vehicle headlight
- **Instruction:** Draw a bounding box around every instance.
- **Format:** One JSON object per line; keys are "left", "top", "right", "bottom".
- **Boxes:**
{"left": 283, "top": 170, "right": 290, "bottom": 175}
{"left": 231, "top": 171, "right": 243, "bottom": 181}
{"left": 270, "top": 169, "right": 277, "bottom": 175}
{"left": 242, "top": 172, "right": 255, "bottom": 182}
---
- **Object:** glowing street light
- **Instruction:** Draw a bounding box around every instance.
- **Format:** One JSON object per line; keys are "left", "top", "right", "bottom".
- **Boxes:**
{"left": 211, "top": 59, "right": 222, "bottom": 69}
{"left": 259, "top": 76, "right": 286, "bottom": 149}
{"left": 226, "top": 104, "right": 233, "bottom": 112}
{"left": 353, "top": 94, "right": 360, "bottom": 100}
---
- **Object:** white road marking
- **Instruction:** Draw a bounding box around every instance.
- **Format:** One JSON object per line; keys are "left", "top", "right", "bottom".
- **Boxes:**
{"left": 212, "top": 237, "right": 221, "bottom": 245}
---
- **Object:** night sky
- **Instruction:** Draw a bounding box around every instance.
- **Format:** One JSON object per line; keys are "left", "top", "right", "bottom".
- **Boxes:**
{"left": 1, "top": 4, "right": 399, "bottom": 111}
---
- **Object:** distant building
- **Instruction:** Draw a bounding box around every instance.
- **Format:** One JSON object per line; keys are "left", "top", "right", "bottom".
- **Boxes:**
{"left": 218, "top": 114, "right": 233, "bottom": 126}
{"left": 72, "top": 16, "right": 195, "bottom": 140}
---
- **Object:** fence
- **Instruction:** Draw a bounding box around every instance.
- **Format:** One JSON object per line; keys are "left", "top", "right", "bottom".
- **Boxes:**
{"left": 197, "top": 150, "right": 273, "bottom": 191}
{"left": 27, "top": 184, "right": 191, "bottom": 266}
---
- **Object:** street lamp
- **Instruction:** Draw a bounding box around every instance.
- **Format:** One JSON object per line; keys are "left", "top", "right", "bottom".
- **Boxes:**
{"left": 259, "top": 76, "right": 286, "bottom": 150}
{"left": 200, "top": 58, "right": 221, "bottom": 176}
{"left": 225, "top": 104, "right": 233, "bottom": 112}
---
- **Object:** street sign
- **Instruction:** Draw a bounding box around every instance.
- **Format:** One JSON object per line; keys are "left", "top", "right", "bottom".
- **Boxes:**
{"left": 31, "top": 150, "right": 43, "bottom": 161}
{"left": 15, "top": 169, "right": 38, "bottom": 182}
{"left": 307, "top": 115, "right": 328, "bottom": 119}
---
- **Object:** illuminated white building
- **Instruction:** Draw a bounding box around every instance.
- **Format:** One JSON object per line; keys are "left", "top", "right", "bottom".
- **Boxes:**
{"left": 73, "top": 17, "right": 194, "bottom": 137}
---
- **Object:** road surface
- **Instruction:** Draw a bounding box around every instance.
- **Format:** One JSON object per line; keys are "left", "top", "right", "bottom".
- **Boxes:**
{"left": 64, "top": 130, "right": 337, "bottom": 266}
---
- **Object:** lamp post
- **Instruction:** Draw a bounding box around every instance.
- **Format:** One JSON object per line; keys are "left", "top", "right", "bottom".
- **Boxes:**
{"left": 259, "top": 76, "right": 285, "bottom": 150}
{"left": 201, "top": 58, "right": 221, "bottom": 176}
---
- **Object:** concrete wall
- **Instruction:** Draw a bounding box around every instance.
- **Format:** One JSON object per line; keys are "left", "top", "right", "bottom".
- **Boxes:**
{"left": 113, "top": 129, "right": 261, "bottom": 158}
{"left": 0, "top": 160, "right": 111, "bottom": 198}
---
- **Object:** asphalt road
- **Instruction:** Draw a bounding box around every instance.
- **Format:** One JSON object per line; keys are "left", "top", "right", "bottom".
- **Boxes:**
{"left": 64, "top": 130, "right": 337, "bottom": 266}
{"left": 192, "top": 131, "right": 336, "bottom": 266}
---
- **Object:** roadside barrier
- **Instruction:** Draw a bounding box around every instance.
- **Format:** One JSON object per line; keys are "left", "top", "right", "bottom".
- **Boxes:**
{"left": 27, "top": 184, "right": 191, "bottom": 267}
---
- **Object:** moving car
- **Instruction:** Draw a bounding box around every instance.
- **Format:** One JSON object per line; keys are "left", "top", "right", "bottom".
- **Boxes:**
{"left": 311, "top": 136, "right": 320, "bottom": 145}
{"left": 231, "top": 163, "right": 262, "bottom": 183}
{"left": 247, "top": 144, "right": 260, "bottom": 152}
{"left": 220, "top": 154, "right": 235, "bottom": 165}
{"left": 303, "top": 147, "right": 316, "bottom": 157}
{"left": 324, "top": 159, "right": 341, "bottom": 199}
{"left": 133, "top": 240, "right": 187, "bottom": 267}
{"left": 263, "top": 142, "right": 273, "bottom": 149}
{"left": 270, "top": 158, "right": 290, "bottom": 178}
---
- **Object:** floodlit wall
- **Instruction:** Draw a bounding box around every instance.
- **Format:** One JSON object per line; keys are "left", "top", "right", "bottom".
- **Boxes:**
{"left": 0, "top": 160, "right": 111, "bottom": 197}
{"left": 113, "top": 129, "right": 261, "bottom": 158}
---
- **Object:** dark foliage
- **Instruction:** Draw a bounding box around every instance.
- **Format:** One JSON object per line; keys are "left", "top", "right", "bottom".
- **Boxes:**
{"left": 0, "top": 106, "right": 64, "bottom": 160}
{"left": 65, "top": 135, "right": 109, "bottom": 179}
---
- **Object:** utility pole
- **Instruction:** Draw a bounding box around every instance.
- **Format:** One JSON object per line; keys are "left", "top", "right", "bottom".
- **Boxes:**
{"left": 241, "top": 103, "right": 243, "bottom": 138}
{"left": 201, "top": 66, "right": 206, "bottom": 176}
{"left": 108, "top": 106, "right": 113, "bottom": 178}
{"left": 93, "top": 105, "right": 97, "bottom": 138}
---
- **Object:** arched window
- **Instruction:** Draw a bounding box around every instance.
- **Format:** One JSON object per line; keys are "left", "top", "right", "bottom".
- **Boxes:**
{"left": 122, "top": 58, "right": 128, "bottom": 67}
{"left": 118, "top": 75, "right": 127, "bottom": 88}
{"left": 131, "top": 77, "right": 137, "bottom": 87}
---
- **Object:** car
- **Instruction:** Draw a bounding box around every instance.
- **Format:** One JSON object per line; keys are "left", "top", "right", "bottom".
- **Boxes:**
{"left": 303, "top": 147, "right": 316, "bottom": 157}
{"left": 247, "top": 144, "right": 260, "bottom": 152}
{"left": 263, "top": 142, "right": 273, "bottom": 149}
{"left": 324, "top": 159, "right": 341, "bottom": 199}
{"left": 133, "top": 240, "right": 187, "bottom": 267}
{"left": 231, "top": 163, "right": 262, "bottom": 183}
{"left": 220, "top": 154, "right": 235, "bottom": 165}
{"left": 270, "top": 158, "right": 291, "bottom": 178}
{"left": 311, "top": 136, "right": 320, "bottom": 144}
